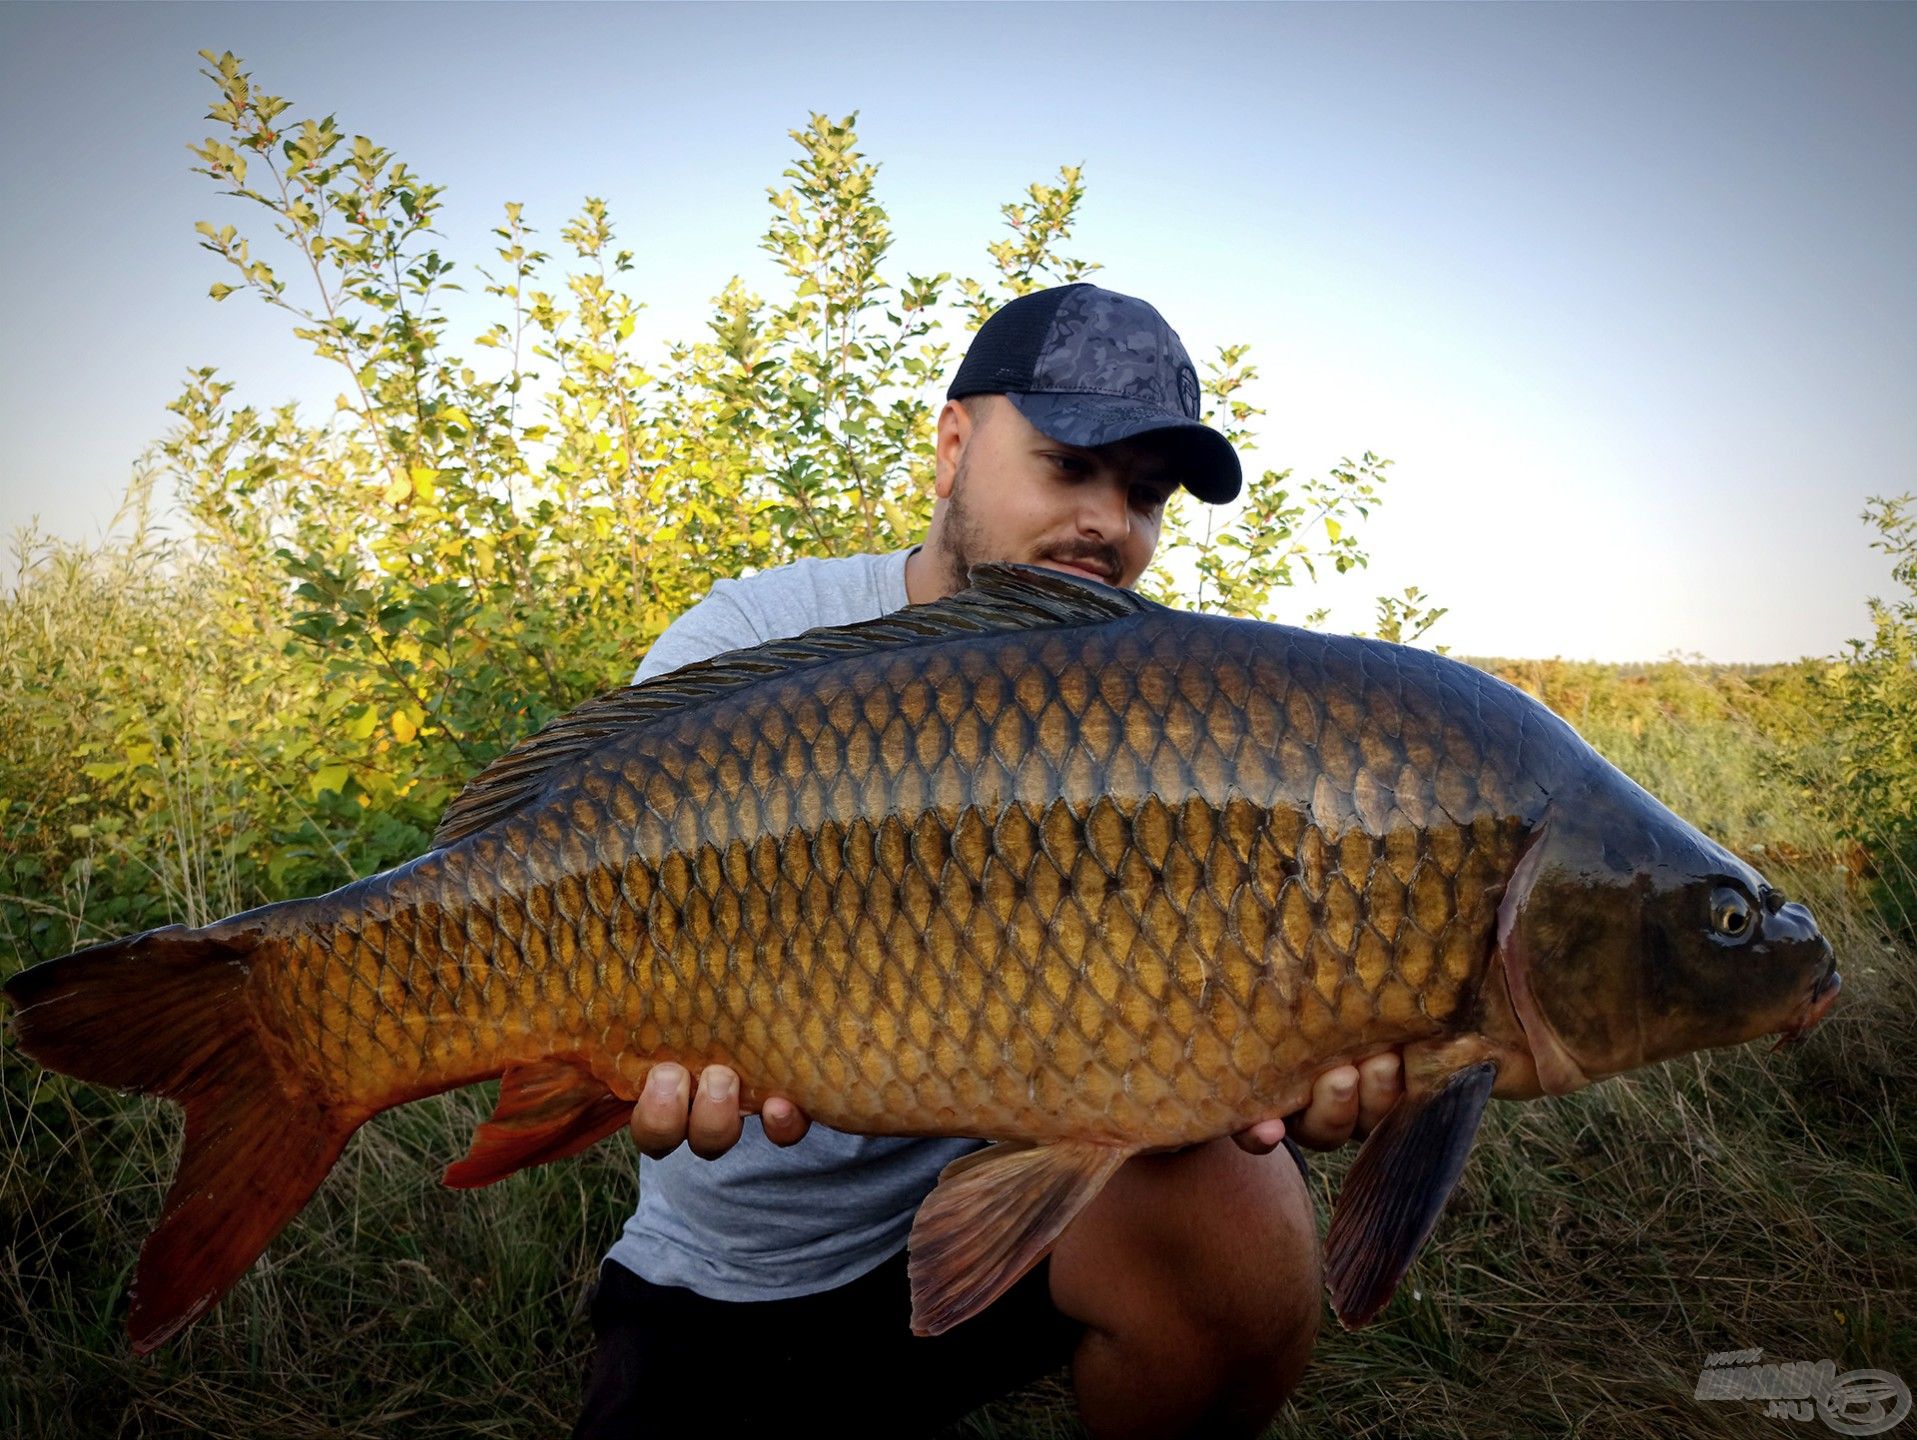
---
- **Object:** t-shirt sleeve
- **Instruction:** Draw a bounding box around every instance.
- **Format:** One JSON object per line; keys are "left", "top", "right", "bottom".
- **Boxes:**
{"left": 631, "top": 583, "right": 764, "bottom": 685}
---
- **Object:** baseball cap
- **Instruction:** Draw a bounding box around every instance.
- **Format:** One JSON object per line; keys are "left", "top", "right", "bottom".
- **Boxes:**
{"left": 945, "top": 283, "right": 1242, "bottom": 504}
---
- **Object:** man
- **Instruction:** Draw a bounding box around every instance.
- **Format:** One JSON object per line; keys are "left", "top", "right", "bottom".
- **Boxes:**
{"left": 576, "top": 283, "right": 1405, "bottom": 1439}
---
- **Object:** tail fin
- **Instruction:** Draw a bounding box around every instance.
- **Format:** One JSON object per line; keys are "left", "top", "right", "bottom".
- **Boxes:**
{"left": 4, "top": 922, "right": 359, "bottom": 1353}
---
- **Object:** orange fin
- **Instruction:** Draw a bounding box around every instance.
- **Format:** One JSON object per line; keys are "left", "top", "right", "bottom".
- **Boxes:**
{"left": 1325, "top": 1059, "right": 1498, "bottom": 1330}
{"left": 3, "top": 920, "right": 359, "bottom": 1354}
{"left": 442, "top": 1057, "right": 632, "bottom": 1189}
{"left": 907, "top": 1138, "right": 1134, "bottom": 1337}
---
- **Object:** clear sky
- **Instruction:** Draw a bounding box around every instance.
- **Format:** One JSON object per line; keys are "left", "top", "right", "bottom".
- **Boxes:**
{"left": 2, "top": 2, "right": 1911, "bottom": 662}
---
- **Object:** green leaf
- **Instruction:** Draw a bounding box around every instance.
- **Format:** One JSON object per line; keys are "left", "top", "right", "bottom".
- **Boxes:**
{"left": 311, "top": 764, "right": 352, "bottom": 799}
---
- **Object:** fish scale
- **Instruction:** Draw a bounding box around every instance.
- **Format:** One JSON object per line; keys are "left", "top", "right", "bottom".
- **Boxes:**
{"left": 6, "top": 562, "right": 1837, "bottom": 1351}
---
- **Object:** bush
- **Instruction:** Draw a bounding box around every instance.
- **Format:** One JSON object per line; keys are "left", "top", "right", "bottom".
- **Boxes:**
{"left": 1800, "top": 495, "right": 1917, "bottom": 933}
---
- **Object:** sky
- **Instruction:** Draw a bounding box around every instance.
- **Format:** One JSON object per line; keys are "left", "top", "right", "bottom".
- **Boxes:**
{"left": 1, "top": 2, "right": 1911, "bottom": 663}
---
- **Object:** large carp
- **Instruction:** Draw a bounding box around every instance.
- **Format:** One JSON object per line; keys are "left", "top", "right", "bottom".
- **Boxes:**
{"left": 4, "top": 565, "right": 1838, "bottom": 1352}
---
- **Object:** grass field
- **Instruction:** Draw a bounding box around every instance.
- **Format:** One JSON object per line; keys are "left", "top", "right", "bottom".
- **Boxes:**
{"left": 2, "top": 657, "right": 1912, "bottom": 1438}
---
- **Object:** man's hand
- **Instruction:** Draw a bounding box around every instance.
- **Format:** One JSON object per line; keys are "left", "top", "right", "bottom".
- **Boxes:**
{"left": 1233, "top": 1051, "right": 1404, "bottom": 1155}
{"left": 627, "top": 1063, "right": 811, "bottom": 1160}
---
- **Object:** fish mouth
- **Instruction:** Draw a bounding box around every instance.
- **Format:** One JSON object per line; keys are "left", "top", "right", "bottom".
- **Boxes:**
{"left": 1771, "top": 949, "right": 1841, "bottom": 1052}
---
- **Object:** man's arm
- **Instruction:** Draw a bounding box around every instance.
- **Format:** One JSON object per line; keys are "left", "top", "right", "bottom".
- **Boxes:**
{"left": 630, "top": 585, "right": 758, "bottom": 686}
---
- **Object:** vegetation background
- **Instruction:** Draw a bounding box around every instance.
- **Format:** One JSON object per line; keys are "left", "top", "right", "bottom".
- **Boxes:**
{"left": 1, "top": 55, "right": 1910, "bottom": 1437}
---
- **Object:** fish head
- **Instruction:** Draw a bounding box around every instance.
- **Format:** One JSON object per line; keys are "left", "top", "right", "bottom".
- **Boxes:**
{"left": 1496, "top": 769, "right": 1840, "bottom": 1095}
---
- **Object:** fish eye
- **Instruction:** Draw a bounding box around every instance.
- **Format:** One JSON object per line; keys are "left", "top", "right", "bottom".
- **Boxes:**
{"left": 1709, "top": 886, "right": 1755, "bottom": 941}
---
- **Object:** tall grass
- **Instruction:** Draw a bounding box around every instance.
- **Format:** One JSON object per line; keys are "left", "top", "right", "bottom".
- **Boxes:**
{"left": 2, "top": 633, "right": 1911, "bottom": 1436}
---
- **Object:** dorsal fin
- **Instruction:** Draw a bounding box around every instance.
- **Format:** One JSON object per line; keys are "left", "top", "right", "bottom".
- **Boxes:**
{"left": 429, "top": 562, "right": 1156, "bottom": 848}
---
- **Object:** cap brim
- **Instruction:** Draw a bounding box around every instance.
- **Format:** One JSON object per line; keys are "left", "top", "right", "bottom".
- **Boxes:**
{"left": 1007, "top": 392, "right": 1242, "bottom": 504}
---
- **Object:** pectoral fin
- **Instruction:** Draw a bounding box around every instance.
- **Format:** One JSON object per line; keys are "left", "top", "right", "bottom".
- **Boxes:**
{"left": 1325, "top": 1059, "right": 1498, "bottom": 1329}
{"left": 907, "top": 1138, "right": 1135, "bottom": 1336}
{"left": 443, "top": 1057, "right": 633, "bottom": 1189}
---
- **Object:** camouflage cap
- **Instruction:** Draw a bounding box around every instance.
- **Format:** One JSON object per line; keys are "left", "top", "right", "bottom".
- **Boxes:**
{"left": 946, "top": 283, "right": 1242, "bottom": 504}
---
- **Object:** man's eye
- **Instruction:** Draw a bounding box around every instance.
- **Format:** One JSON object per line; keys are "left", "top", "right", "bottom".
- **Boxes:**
{"left": 1050, "top": 454, "right": 1086, "bottom": 473}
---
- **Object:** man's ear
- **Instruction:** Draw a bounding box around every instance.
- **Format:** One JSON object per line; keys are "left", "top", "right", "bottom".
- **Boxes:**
{"left": 935, "top": 397, "right": 977, "bottom": 500}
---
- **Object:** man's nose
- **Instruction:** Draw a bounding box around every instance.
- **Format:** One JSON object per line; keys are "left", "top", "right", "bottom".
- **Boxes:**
{"left": 1075, "top": 476, "right": 1131, "bottom": 539}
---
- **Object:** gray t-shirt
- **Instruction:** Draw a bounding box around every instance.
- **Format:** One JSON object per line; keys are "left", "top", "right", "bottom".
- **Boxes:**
{"left": 606, "top": 545, "right": 985, "bottom": 1299}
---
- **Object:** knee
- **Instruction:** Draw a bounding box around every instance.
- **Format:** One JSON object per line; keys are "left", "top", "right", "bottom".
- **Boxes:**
{"left": 1183, "top": 1158, "right": 1321, "bottom": 1405}
{"left": 1159, "top": 1140, "right": 1320, "bottom": 1318}
{"left": 1062, "top": 1141, "right": 1324, "bottom": 1434}
{"left": 1217, "top": 1255, "right": 1320, "bottom": 1418}
{"left": 1140, "top": 1168, "right": 1324, "bottom": 1436}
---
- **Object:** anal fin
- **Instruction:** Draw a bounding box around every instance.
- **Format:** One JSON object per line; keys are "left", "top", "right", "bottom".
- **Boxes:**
{"left": 907, "top": 1138, "right": 1134, "bottom": 1337}
{"left": 443, "top": 1057, "right": 632, "bottom": 1189}
{"left": 1325, "top": 1059, "right": 1498, "bottom": 1329}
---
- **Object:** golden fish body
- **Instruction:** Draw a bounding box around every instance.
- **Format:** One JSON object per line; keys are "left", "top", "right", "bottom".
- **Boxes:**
{"left": 270, "top": 588, "right": 1532, "bottom": 1146}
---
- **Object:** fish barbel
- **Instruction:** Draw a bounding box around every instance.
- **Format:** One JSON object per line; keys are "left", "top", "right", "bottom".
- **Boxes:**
{"left": 3, "top": 564, "right": 1839, "bottom": 1351}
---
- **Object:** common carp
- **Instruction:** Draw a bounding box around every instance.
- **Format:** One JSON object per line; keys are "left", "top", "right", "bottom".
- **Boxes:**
{"left": 3, "top": 564, "right": 1840, "bottom": 1352}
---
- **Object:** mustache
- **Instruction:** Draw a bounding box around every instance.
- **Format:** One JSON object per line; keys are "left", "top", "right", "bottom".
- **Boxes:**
{"left": 1037, "top": 543, "right": 1122, "bottom": 583}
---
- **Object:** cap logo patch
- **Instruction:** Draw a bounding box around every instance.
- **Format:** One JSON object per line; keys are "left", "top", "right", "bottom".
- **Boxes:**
{"left": 1176, "top": 362, "right": 1201, "bottom": 421}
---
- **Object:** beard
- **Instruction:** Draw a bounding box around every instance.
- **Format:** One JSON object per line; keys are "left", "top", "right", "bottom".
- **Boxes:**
{"left": 937, "top": 452, "right": 993, "bottom": 596}
{"left": 936, "top": 453, "right": 1125, "bottom": 595}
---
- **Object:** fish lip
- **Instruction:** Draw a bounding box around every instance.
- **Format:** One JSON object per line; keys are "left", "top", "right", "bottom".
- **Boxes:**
{"left": 1812, "top": 954, "right": 1840, "bottom": 1003}
{"left": 1772, "top": 959, "right": 1842, "bottom": 1052}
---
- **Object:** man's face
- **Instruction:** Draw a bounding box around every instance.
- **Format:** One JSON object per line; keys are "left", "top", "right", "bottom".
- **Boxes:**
{"left": 930, "top": 395, "right": 1181, "bottom": 596}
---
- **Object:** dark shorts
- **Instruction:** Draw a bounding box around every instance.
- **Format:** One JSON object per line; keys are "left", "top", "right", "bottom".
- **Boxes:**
{"left": 572, "top": 1246, "right": 1081, "bottom": 1439}
{"left": 573, "top": 1138, "right": 1306, "bottom": 1438}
